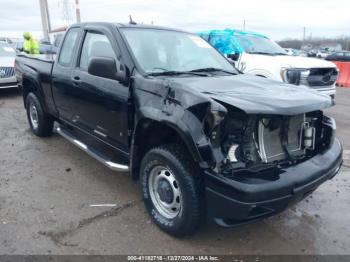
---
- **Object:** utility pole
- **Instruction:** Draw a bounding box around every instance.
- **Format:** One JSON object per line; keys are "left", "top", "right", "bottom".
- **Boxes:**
{"left": 301, "top": 26, "right": 306, "bottom": 49}
{"left": 38, "top": 0, "right": 51, "bottom": 41}
{"left": 75, "top": 0, "right": 81, "bottom": 23}
{"left": 243, "top": 19, "right": 246, "bottom": 31}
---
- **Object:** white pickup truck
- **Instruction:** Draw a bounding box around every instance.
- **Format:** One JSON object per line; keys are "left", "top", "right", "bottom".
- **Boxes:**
{"left": 199, "top": 30, "right": 338, "bottom": 97}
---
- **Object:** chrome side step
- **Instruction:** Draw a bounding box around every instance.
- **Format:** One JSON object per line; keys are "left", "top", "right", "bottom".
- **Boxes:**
{"left": 55, "top": 125, "right": 129, "bottom": 172}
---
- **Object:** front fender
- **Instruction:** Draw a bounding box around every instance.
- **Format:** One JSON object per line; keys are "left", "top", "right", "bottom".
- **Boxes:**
{"left": 135, "top": 105, "right": 213, "bottom": 167}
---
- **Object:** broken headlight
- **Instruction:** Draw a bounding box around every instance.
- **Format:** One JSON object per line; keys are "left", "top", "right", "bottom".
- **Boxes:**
{"left": 221, "top": 112, "right": 247, "bottom": 163}
{"left": 227, "top": 144, "right": 239, "bottom": 162}
{"left": 204, "top": 102, "right": 227, "bottom": 137}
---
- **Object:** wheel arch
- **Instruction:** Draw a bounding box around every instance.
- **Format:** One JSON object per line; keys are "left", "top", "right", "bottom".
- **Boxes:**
{"left": 246, "top": 69, "right": 274, "bottom": 79}
{"left": 130, "top": 116, "right": 203, "bottom": 180}
{"left": 22, "top": 76, "right": 47, "bottom": 112}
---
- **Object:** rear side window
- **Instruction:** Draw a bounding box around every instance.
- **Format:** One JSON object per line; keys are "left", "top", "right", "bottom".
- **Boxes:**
{"left": 58, "top": 28, "right": 79, "bottom": 66}
{"left": 79, "top": 32, "right": 116, "bottom": 71}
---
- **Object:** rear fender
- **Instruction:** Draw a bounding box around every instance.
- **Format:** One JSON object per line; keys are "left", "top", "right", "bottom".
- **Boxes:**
{"left": 22, "top": 75, "right": 47, "bottom": 112}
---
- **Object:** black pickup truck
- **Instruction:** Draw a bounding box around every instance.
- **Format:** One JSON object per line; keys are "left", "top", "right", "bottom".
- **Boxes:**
{"left": 15, "top": 22, "right": 342, "bottom": 237}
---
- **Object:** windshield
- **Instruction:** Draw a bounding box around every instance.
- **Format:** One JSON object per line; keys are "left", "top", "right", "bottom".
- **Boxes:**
{"left": 235, "top": 34, "right": 286, "bottom": 55}
{"left": 121, "top": 28, "right": 236, "bottom": 74}
{"left": 0, "top": 44, "right": 15, "bottom": 57}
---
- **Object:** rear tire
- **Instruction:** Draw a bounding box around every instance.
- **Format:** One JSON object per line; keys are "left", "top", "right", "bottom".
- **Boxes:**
{"left": 26, "top": 92, "right": 53, "bottom": 137}
{"left": 140, "top": 144, "right": 204, "bottom": 237}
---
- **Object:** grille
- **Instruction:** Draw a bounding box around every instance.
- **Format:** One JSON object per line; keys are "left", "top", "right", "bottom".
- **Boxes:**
{"left": 0, "top": 67, "right": 15, "bottom": 79}
{"left": 303, "top": 68, "right": 338, "bottom": 87}
{"left": 257, "top": 115, "right": 305, "bottom": 163}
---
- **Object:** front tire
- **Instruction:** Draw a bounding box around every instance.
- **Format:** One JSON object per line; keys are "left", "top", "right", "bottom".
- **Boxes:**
{"left": 26, "top": 92, "right": 53, "bottom": 137}
{"left": 141, "top": 144, "right": 204, "bottom": 237}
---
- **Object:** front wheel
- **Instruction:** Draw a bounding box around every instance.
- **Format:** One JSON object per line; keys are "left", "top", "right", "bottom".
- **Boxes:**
{"left": 140, "top": 144, "right": 204, "bottom": 237}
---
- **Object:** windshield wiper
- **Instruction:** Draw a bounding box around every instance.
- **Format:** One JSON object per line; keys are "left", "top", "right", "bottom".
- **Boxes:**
{"left": 148, "top": 70, "right": 207, "bottom": 77}
{"left": 248, "top": 51, "right": 287, "bottom": 56}
{"left": 190, "top": 67, "right": 237, "bottom": 75}
{"left": 247, "top": 51, "right": 274, "bottom": 55}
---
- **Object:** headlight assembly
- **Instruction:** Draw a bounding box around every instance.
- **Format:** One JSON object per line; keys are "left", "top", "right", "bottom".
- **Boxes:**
{"left": 227, "top": 144, "right": 239, "bottom": 162}
{"left": 204, "top": 102, "right": 227, "bottom": 136}
{"left": 205, "top": 110, "right": 226, "bottom": 131}
{"left": 281, "top": 68, "right": 310, "bottom": 85}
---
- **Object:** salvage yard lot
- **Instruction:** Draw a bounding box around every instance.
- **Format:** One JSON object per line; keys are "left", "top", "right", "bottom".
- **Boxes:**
{"left": 0, "top": 87, "right": 349, "bottom": 255}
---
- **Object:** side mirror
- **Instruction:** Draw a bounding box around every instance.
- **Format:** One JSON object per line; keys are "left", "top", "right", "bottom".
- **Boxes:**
{"left": 228, "top": 53, "right": 240, "bottom": 61}
{"left": 88, "top": 57, "right": 126, "bottom": 82}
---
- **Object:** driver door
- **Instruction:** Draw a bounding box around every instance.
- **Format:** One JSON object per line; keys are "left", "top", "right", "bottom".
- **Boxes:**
{"left": 70, "top": 29, "right": 130, "bottom": 152}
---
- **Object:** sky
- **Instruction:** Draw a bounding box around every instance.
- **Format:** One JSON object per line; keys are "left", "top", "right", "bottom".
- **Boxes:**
{"left": 0, "top": 0, "right": 349, "bottom": 41}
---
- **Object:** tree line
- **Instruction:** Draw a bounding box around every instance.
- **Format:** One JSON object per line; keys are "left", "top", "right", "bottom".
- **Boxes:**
{"left": 277, "top": 37, "right": 350, "bottom": 51}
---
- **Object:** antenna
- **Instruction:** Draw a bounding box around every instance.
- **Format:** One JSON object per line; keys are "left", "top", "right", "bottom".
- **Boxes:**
{"left": 129, "top": 15, "right": 136, "bottom": 25}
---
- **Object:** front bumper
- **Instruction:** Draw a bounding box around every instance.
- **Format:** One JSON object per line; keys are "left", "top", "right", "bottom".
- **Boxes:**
{"left": 0, "top": 76, "right": 17, "bottom": 89}
{"left": 205, "top": 138, "right": 343, "bottom": 227}
{"left": 308, "top": 85, "right": 336, "bottom": 96}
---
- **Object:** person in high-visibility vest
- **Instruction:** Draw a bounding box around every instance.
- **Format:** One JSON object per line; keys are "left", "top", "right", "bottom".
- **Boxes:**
{"left": 23, "top": 32, "right": 40, "bottom": 54}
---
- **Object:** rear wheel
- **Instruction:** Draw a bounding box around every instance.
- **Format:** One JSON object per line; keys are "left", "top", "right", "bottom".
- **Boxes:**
{"left": 140, "top": 144, "right": 204, "bottom": 237}
{"left": 26, "top": 92, "right": 54, "bottom": 137}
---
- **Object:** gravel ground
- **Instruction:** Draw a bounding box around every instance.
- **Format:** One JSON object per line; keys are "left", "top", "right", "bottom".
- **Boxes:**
{"left": 0, "top": 87, "right": 349, "bottom": 255}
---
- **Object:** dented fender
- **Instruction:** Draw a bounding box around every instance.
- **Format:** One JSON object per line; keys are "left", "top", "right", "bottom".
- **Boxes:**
{"left": 131, "top": 74, "right": 219, "bottom": 168}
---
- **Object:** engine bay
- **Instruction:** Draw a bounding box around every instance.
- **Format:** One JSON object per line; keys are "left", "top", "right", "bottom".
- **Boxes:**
{"left": 218, "top": 110, "right": 335, "bottom": 175}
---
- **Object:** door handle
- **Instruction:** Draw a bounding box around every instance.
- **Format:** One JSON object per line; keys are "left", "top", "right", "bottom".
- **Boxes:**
{"left": 72, "top": 76, "right": 81, "bottom": 86}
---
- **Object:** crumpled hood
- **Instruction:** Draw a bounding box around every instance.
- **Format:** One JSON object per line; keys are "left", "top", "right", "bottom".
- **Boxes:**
{"left": 245, "top": 53, "right": 336, "bottom": 69}
{"left": 170, "top": 74, "right": 332, "bottom": 115}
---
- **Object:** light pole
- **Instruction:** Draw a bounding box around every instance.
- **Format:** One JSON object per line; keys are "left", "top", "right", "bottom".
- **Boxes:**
{"left": 38, "top": 0, "right": 51, "bottom": 40}
{"left": 75, "top": 0, "right": 81, "bottom": 23}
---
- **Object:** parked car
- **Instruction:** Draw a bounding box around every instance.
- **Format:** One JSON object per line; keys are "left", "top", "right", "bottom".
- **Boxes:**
{"left": 284, "top": 48, "right": 294, "bottom": 56}
{"left": 300, "top": 50, "right": 308, "bottom": 57}
{"left": 14, "top": 41, "right": 24, "bottom": 53}
{"left": 53, "top": 33, "right": 64, "bottom": 49}
{"left": 317, "top": 50, "right": 329, "bottom": 59}
{"left": 0, "top": 43, "right": 17, "bottom": 89}
{"left": 326, "top": 51, "right": 350, "bottom": 62}
{"left": 39, "top": 40, "right": 57, "bottom": 54}
{"left": 285, "top": 48, "right": 302, "bottom": 56}
{"left": 0, "top": 37, "right": 13, "bottom": 45}
{"left": 199, "top": 29, "right": 338, "bottom": 97}
{"left": 307, "top": 50, "right": 317, "bottom": 57}
{"left": 15, "top": 22, "right": 342, "bottom": 236}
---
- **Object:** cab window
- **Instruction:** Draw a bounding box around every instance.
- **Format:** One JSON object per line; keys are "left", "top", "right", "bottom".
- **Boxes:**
{"left": 79, "top": 32, "right": 117, "bottom": 71}
{"left": 58, "top": 28, "right": 79, "bottom": 66}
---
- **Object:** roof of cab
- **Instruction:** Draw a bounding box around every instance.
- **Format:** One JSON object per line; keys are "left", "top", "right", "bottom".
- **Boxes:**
{"left": 69, "top": 22, "right": 190, "bottom": 34}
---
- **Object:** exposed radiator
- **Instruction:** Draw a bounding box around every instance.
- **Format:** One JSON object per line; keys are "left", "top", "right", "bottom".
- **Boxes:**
{"left": 258, "top": 114, "right": 305, "bottom": 163}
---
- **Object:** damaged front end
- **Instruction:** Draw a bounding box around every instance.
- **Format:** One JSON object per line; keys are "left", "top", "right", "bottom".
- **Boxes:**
{"left": 206, "top": 105, "right": 336, "bottom": 176}
{"left": 202, "top": 101, "right": 342, "bottom": 226}
{"left": 132, "top": 71, "right": 342, "bottom": 226}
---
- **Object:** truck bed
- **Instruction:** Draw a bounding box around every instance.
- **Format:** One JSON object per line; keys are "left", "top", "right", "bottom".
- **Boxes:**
{"left": 15, "top": 53, "right": 57, "bottom": 116}
{"left": 16, "top": 53, "right": 55, "bottom": 76}
{"left": 16, "top": 53, "right": 56, "bottom": 63}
